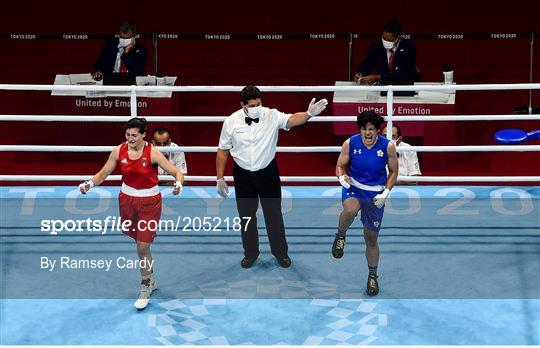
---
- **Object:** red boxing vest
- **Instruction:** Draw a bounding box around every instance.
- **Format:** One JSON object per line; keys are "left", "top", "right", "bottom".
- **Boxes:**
{"left": 118, "top": 142, "right": 158, "bottom": 189}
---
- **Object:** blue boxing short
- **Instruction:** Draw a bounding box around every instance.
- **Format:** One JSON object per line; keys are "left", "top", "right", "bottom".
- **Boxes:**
{"left": 342, "top": 186, "right": 385, "bottom": 233}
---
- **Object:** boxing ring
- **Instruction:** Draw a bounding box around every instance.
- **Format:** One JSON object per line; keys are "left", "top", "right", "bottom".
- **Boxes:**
{"left": 0, "top": 83, "right": 539, "bottom": 345}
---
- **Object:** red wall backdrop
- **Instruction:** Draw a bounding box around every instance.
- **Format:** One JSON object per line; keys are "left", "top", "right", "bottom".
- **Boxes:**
{"left": 1, "top": 0, "right": 539, "bottom": 184}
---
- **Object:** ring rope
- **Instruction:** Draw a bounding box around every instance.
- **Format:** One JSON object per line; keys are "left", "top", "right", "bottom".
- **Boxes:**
{"left": 1, "top": 175, "right": 539, "bottom": 182}
{"left": 2, "top": 115, "right": 540, "bottom": 122}
{"left": 1, "top": 83, "right": 540, "bottom": 92}
{"left": 1, "top": 145, "right": 539, "bottom": 153}
{"left": 2, "top": 83, "right": 538, "bottom": 184}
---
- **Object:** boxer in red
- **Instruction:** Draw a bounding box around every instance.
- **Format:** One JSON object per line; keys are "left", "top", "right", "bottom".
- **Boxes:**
{"left": 79, "top": 117, "right": 183, "bottom": 309}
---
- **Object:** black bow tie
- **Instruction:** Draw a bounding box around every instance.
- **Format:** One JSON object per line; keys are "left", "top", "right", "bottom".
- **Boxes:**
{"left": 245, "top": 117, "right": 259, "bottom": 125}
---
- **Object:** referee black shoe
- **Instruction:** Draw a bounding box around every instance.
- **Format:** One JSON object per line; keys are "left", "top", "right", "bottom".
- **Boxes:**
{"left": 332, "top": 234, "right": 346, "bottom": 259}
{"left": 241, "top": 257, "right": 257, "bottom": 269}
{"left": 276, "top": 255, "right": 292, "bottom": 268}
{"left": 366, "top": 274, "right": 379, "bottom": 296}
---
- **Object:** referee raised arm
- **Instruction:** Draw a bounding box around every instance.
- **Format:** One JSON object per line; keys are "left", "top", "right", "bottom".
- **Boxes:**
{"left": 215, "top": 85, "right": 328, "bottom": 269}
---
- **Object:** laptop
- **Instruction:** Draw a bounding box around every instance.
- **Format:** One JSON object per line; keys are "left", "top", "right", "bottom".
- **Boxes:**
{"left": 103, "top": 73, "right": 136, "bottom": 86}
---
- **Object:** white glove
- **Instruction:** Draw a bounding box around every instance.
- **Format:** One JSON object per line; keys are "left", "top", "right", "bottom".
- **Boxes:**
{"left": 373, "top": 188, "right": 390, "bottom": 208}
{"left": 174, "top": 181, "right": 183, "bottom": 196}
{"left": 338, "top": 175, "right": 351, "bottom": 189}
{"left": 78, "top": 180, "right": 94, "bottom": 194}
{"left": 216, "top": 178, "right": 229, "bottom": 198}
{"left": 307, "top": 98, "right": 328, "bottom": 117}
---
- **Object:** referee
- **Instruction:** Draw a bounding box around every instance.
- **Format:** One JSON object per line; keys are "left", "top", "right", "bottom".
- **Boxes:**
{"left": 216, "top": 85, "right": 328, "bottom": 269}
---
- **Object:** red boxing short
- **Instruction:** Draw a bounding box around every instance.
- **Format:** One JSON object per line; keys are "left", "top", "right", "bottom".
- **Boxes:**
{"left": 119, "top": 192, "right": 162, "bottom": 243}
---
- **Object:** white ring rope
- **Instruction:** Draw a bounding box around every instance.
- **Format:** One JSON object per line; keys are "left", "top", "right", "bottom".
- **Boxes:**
{"left": 1, "top": 83, "right": 538, "bottom": 184}
{"left": 1, "top": 175, "right": 539, "bottom": 183}
{"left": 1, "top": 145, "right": 539, "bottom": 153}
{"left": 1, "top": 114, "right": 540, "bottom": 122}
{"left": 0, "top": 83, "right": 540, "bottom": 92}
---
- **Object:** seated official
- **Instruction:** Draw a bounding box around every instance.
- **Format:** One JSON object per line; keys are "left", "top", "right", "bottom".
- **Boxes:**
{"left": 382, "top": 124, "right": 421, "bottom": 185}
{"left": 152, "top": 127, "right": 188, "bottom": 186}
{"left": 92, "top": 19, "right": 147, "bottom": 80}
{"left": 355, "top": 20, "right": 419, "bottom": 86}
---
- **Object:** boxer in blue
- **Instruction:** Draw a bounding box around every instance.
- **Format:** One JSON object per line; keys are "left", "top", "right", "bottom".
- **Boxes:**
{"left": 332, "top": 111, "right": 398, "bottom": 296}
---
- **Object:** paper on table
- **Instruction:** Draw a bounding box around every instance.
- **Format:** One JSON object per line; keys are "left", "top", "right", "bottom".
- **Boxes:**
{"left": 417, "top": 90, "right": 450, "bottom": 102}
{"left": 136, "top": 75, "right": 178, "bottom": 86}
{"left": 69, "top": 73, "right": 97, "bottom": 85}
{"left": 165, "top": 76, "right": 177, "bottom": 86}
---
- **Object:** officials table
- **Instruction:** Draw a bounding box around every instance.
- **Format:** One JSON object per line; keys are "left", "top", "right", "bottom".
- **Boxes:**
{"left": 332, "top": 81, "right": 456, "bottom": 137}
{"left": 52, "top": 73, "right": 177, "bottom": 116}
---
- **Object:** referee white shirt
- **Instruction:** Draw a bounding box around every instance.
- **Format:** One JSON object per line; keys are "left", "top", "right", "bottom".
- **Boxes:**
{"left": 218, "top": 107, "right": 291, "bottom": 171}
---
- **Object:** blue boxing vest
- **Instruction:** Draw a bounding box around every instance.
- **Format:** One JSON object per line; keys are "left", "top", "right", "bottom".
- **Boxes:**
{"left": 348, "top": 134, "right": 389, "bottom": 186}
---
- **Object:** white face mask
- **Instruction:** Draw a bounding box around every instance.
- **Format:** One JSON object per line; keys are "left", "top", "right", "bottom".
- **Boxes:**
{"left": 382, "top": 38, "right": 395, "bottom": 50}
{"left": 119, "top": 37, "right": 134, "bottom": 48}
{"left": 246, "top": 105, "right": 262, "bottom": 119}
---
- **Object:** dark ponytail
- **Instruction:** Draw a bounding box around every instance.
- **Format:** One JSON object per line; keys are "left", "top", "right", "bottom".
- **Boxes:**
{"left": 124, "top": 117, "right": 147, "bottom": 134}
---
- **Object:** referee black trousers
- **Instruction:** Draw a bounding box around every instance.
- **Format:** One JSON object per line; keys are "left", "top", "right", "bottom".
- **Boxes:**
{"left": 233, "top": 158, "right": 288, "bottom": 259}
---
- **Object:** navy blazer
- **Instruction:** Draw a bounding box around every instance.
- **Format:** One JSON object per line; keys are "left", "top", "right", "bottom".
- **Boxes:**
{"left": 93, "top": 37, "right": 148, "bottom": 76}
{"left": 356, "top": 38, "right": 419, "bottom": 84}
